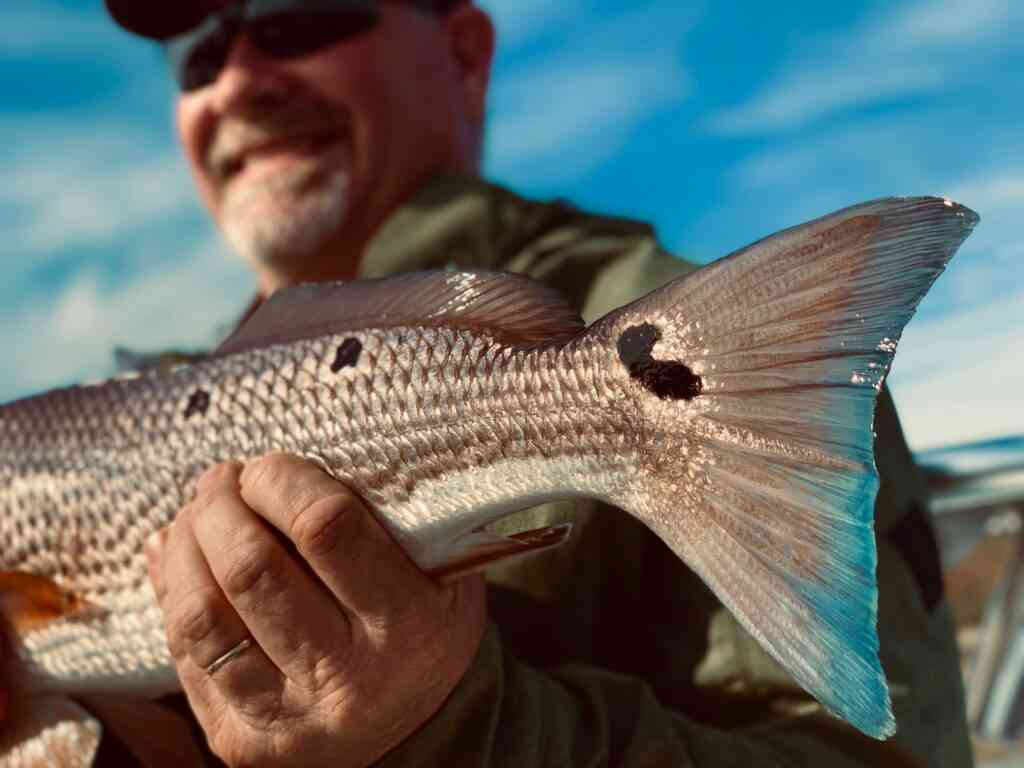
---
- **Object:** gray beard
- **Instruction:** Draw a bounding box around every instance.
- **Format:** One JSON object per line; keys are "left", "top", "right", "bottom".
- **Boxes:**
{"left": 221, "top": 163, "right": 351, "bottom": 275}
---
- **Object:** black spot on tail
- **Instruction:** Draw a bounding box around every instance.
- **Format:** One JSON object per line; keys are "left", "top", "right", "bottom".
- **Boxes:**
{"left": 331, "top": 338, "right": 363, "bottom": 373}
{"left": 184, "top": 389, "right": 210, "bottom": 419}
{"left": 617, "top": 323, "right": 702, "bottom": 401}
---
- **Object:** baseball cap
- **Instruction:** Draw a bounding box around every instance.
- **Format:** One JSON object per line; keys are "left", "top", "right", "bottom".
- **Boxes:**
{"left": 105, "top": 0, "right": 465, "bottom": 40}
{"left": 104, "top": 1, "right": 227, "bottom": 40}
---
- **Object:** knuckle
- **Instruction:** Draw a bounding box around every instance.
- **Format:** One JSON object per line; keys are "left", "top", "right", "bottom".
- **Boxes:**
{"left": 191, "top": 486, "right": 238, "bottom": 519}
{"left": 242, "top": 452, "right": 292, "bottom": 492}
{"left": 166, "top": 591, "right": 219, "bottom": 658}
{"left": 290, "top": 493, "right": 361, "bottom": 559}
{"left": 220, "top": 537, "right": 283, "bottom": 601}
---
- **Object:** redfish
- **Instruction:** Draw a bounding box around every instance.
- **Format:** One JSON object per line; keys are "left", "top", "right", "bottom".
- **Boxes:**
{"left": 0, "top": 197, "right": 978, "bottom": 763}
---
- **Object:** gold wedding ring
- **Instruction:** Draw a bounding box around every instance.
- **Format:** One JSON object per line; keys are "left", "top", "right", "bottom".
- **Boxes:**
{"left": 206, "top": 636, "right": 254, "bottom": 675}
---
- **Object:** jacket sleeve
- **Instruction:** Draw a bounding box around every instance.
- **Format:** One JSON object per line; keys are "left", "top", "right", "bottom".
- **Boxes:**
{"left": 378, "top": 238, "right": 974, "bottom": 767}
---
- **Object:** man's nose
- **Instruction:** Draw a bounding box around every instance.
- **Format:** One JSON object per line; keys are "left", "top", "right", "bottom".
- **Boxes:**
{"left": 207, "top": 33, "right": 292, "bottom": 116}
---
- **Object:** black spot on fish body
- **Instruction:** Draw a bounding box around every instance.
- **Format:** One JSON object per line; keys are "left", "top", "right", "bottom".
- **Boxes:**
{"left": 331, "top": 338, "right": 363, "bottom": 373}
{"left": 617, "top": 323, "right": 660, "bottom": 367}
{"left": 617, "top": 323, "right": 702, "bottom": 401}
{"left": 184, "top": 389, "right": 210, "bottom": 419}
{"left": 635, "top": 359, "right": 704, "bottom": 401}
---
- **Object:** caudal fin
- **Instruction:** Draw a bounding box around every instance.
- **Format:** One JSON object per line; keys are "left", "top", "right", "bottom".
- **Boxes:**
{"left": 604, "top": 197, "right": 977, "bottom": 738}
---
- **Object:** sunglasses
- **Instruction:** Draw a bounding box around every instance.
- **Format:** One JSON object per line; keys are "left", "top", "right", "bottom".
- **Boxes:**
{"left": 167, "top": 0, "right": 460, "bottom": 93}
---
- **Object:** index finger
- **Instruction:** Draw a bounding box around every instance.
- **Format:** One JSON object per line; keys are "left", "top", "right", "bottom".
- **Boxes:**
{"left": 238, "top": 454, "right": 436, "bottom": 622}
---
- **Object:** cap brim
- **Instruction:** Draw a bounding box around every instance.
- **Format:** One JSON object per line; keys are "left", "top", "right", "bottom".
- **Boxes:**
{"left": 104, "top": 1, "right": 224, "bottom": 40}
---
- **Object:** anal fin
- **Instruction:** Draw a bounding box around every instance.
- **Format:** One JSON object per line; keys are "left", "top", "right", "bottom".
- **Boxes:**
{"left": 427, "top": 524, "right": 573, "bottom": 583}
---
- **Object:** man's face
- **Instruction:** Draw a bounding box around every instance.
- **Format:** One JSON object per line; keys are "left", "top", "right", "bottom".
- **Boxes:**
{"left": 176, "top": 3, "right": 490, "bottom": 289}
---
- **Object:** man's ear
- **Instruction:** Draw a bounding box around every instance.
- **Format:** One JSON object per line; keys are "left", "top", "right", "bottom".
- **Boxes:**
{"left": 445, "top": 4, "right": 496, "bottom": 123}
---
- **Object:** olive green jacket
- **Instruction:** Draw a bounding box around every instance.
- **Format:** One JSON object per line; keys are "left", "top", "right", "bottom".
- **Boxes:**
{"left": 110, "top": 174, "right": 973, "bottom": 767}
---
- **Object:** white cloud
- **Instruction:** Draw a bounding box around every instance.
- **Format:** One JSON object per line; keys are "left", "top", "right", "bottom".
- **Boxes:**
{"left": 0, "top": 124, "right": 201, "bottom": 261}
{"left": 486, "top": 50, "right": 689, "bottom": 183}
{"left": 0, "top": 3, "right": 221, "bottom": 402}
{"left": 705, "top": 0, "right": 1024, "bottom": 136}
{"left": 484, "top": 0, "right": 698, "bottom": 185}
{"left": 889, "top": 286, "right": 1024, "bottom": 450}
{"left": 681, "top": 111, "right": 959, "bottom": 269}
{"left": 729, "top": 112, "right": 942, "bottom": 195}
{"left": 934, "top": 170, "right": 1024, "bottom": 301}
{"left": 947, "top": 171, "right": 1024, "bottom": 214}
{"left": 2, "top": 236, "right": 254, "bottom": 402}
{"left": 708, "top": 66, "right": 945, "bottom": 137}
{"left": 879, "top": 0, "right": 1014, "bottom": 48}
{"left": 689, "top": 109, "right": 1024, "bottom": 324}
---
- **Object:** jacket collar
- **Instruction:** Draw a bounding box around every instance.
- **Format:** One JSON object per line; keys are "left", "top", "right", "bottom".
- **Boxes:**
{"left": 357, "top": 172, "right": 655, "bottom": 277}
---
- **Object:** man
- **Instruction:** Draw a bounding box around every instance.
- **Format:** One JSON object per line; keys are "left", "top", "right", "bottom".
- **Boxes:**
{"left": 102, "top": 1, "right": 974, "bottom": 766}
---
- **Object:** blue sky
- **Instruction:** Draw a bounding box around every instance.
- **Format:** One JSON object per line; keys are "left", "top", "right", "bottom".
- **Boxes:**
{"left": 1, "top": 0, "right": 1022, "bottom": 451}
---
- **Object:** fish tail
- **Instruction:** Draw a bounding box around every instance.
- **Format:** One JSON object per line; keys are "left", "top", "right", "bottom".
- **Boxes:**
{"left": 597, "top": 197, "right": 978, "bottom": 738}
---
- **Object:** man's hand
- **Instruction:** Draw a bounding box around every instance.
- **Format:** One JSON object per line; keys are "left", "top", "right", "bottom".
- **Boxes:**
{"left": 145, "top": 454, "right": 488, "bottom": 768}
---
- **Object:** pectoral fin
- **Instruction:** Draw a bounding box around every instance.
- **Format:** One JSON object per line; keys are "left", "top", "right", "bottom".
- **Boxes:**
{"left": 0, "top": 572, "right": 90, "bottom": 633}
{"left": 426, "top": 524, "right": 573, "bottom": 582}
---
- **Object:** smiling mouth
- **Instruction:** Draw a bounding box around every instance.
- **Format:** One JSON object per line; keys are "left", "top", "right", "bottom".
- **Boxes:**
{"left": 216, "top": 134, "right": 341, "bottom": 181}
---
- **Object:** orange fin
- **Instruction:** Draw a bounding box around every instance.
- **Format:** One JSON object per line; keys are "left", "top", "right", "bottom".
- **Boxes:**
{"left": 428, "top": 524, "right": 573, "bottom": 583}
{"left": 0, "top": 572, "right": 91, "bottom": 633}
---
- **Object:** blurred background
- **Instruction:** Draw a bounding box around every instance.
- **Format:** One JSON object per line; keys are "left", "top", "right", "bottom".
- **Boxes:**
{"left": 1, "top": 0, "right": 1022, "bottom": 762}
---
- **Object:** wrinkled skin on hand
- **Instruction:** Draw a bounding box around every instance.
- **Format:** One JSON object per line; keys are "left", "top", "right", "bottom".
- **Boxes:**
{"left": 145, "top": 454, "right": 488, "bottom": 768}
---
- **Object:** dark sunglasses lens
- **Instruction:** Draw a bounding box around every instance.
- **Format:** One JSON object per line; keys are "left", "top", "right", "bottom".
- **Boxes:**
{"left": 249, "top": 9, "right": 377, "bottom": 58}
{"left": 168, "top": 24, "right": 234, "bottom": 92}
{"left": 167, "top": 5, "right": 379, "bottom": 92}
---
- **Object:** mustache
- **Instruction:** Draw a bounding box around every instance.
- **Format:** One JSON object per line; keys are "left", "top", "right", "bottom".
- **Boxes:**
{"left": 206, "top": 102, "right": 348, "bottom": 180}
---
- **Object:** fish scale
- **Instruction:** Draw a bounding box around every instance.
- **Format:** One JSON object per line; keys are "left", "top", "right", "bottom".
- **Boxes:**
{"left": 1, "top": 324, "right": 628, "bottom": 696}
{"left": 0, "top": 197, "right": 979, "bottom": 754}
